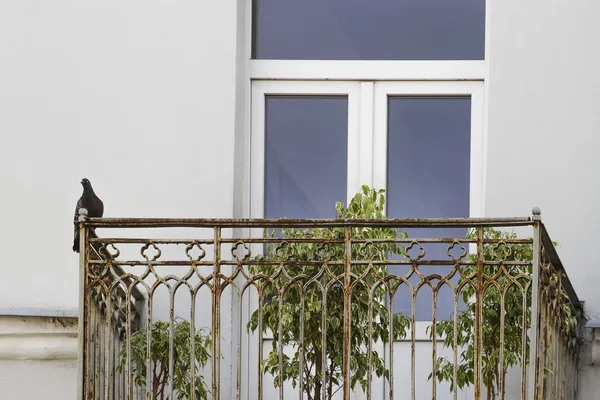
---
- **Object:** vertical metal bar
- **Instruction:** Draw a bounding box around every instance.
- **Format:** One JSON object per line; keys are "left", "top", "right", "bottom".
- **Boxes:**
{"left": 388, "top": 293, "right": 394, "bottom": 400}
{"left": 431, "top": 290, "right": 438, "bottom": 400}
{"left": 257, "top": 290, "right": 264, "bottom": 400}
{"left": 558, "top": 330, "right": 564, "bottom": 398}
{"left": 94, "top": 300, "right": 100, "bottom": 399}
{"left": 278, "top": 285, "right": 284, "bottom": 400}
{"left": 410, "top": 289, "right": 416, "bottom": 400}
{"left": 77, "top": 209, "right": 89, "bottom": 400}
{"left": 366, "top": 287, "right": 373, "bottom": 400}
{"left": 104, "top": 293, "right": 113, "bottom": 400}
{"left": 321, "top": 286, "right": 328, "bottom": 400}
{"left": 549, "top": 318, "right": 556, "bottom": 398}
{"left": 168, "top": 289, "right": 175, "bottom": 398}
{"left": 100, "top": 306, "right": 105, "bottom": 399}
{"left": 527, "top": 212, "right": 541, "bottom": 400}
{"left": 145, "top": 295, "right": 153, "bottom": 400}
{"left": 108, "top": 315, "right": 115, "bottom": 400}
{"left": 190, "top": 291, "right": 197, "bottom": 399}
{"left": 453, "top": 291, "right": 459, "bottom": 400}
{"left": 236, "top": 290, "right": 243, "bottom": 400}
{"left": 213, "top": 226, "right": 222, "bottom": 400}
{"left": 555, "top": 311, "right": 560, "bottom": 397}
{"left": 520, "top": 291, "right": 528, "bottom": 400}
{"left": 539, "top": 292, "right": 550, "bottom": 399}
{"left": 474, "top": 226, "right": 484, "bottom": 400}
{"left": 127, "top": 290, "right": 133, "bottom": 399}
{"left": 557, "top": 272, "right": 564, "bottom": 399}
{"left": 115, "top": 324, "right": 120, "bottom": 400}
{"left": 298, "top": 290, "right": 305, "bottom": 400}
{"left": 499, "top": 291, "right": 506, "bottom": 400}
{"left": 342, "top": 225, "right": 352, "bottom": 400}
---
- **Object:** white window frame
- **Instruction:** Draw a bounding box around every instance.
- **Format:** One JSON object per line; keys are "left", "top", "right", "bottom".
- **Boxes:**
{"left": 373, "top": 81, "right": 486, "bottom": 218}
{"left": 250, "top": 81, "right": 362, "bottom": 219}
{"left": 246, "top": 80, "right": 485, "bottom": 399}
{"left": 241, "top": 0, "right": 491, "bottom": 218}
{"left": 249, "top": 80, "right": 485, "bottom": 219}
{"left": 249, "top": 60, "right": 486, "bottom": 81}
{"left": 240, "top": 2, "right": 491, "bottom": 398}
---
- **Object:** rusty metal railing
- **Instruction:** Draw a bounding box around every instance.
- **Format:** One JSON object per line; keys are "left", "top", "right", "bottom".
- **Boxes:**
{"left": 76, "top": 209, "right": 583, "bottom": 400}
{"left": 78, "top": 224, "right": 144, "bottom": 399}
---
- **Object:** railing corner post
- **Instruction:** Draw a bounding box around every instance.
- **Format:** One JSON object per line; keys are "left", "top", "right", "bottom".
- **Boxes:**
{"left": 77, "top": 207, "right": 89, "bottom": 400}
{"left": 528, "top": 207, "right": 542, "bottom": 400}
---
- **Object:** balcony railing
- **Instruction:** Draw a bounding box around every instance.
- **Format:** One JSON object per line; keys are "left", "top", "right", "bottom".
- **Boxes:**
{"left": 76, "top": 209, "right": 583, "bottom": 400}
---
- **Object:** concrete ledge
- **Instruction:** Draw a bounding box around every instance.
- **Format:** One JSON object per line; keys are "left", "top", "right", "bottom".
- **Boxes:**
{"left": 0, "top": 315, "right": 78, "bottom": 360}
{"left": 0, "top": 307, "right": 78, "bottom": 318}
{"left": 586, "top": 320, "right": 600, "bottom": 366}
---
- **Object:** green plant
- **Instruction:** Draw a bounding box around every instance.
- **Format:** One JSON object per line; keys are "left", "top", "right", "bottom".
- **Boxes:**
{"left": 428, "top": 228, "right": 566, "bottom": 400}
{"left": 117, "top": 319, "right": 211, "bottom": 400}
{"left": 247, "top": 186, "right": 410, "bottom": 400}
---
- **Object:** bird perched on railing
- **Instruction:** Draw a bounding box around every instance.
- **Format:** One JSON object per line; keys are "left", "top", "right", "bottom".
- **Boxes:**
{"left": 73, "top": 178, "right": 104, "bottom": 253}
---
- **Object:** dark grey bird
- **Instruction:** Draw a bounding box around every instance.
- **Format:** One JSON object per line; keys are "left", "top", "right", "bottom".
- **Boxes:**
{"left": 73, "top": 178, "right": 104, "bottom": 253}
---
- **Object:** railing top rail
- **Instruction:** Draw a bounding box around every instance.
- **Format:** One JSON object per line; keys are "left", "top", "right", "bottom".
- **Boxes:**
{"left": 83, "top": 216, "right": 534, "bottom": 229}
{"left": 540, "top": 223, "right": 582, "bottom": 311}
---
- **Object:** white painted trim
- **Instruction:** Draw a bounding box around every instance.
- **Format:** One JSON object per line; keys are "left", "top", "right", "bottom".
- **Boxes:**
{"left": 481, "top": 0, "right": 492, "bottom": 217}
{"left": 250, "top": 80, "right": 362, "bottom": 215}
{"left": 250, "top": 83, "right": 265, "bottom": 219}
{"left": 470, "top": 84, "right": 486, "bottom": 218}
{"left": 249, "top": 60, "right": 485, "bottom": 81}
{"left": 236, "top": 2, "right": 254, "bottom": 399}
{"left": 0, "top": 315, "right": 78, "bottom": 360}
{"left": 358, "top": 82, "right": 375, "bottom": 192}
{"left": 240, "top": 0, "right": 253, "bottom": 221}
{"left": 372, "top": 81, "right": 486, "bottom": 218}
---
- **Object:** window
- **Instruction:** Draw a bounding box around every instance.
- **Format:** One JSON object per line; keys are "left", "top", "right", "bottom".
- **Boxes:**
{"left": 384, "top": 94, "right": 472, "bottom": 320}
{"left": 250, "top": 80, "right": 483, "bottom": 399}
{"left": 251, "top": 81, "right": 484, "bottom": 224}
{"left": 250, "top": 81, "right": 363, "bottom": 219}
{"left": 253, "top": 0, "right": 485, "bottom": 60}
{"left": 246, "top": 1, "right": 488, "bottom": 397}
{"left": 264, "top": 96, "right": 348, "bottom": 219}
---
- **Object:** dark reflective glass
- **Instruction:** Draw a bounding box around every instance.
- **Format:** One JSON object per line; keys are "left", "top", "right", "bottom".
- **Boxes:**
{"left": 386, "top": 97, "right": 471, "bottom": 320}
{"left": 264, "top": 96, "right": 348, "bottom": 219}
{"left": 254, "top": 0, "right": 485, "bottom": 60}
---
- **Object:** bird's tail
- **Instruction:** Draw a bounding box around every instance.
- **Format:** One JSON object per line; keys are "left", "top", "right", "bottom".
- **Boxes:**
{"left": 73, "top": 231, "right": 80, "bottom": 253}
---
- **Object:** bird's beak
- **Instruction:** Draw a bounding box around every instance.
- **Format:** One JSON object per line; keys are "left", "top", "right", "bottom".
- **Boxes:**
{"left": 80, "top": 180, "right": 84, "bottom": 185}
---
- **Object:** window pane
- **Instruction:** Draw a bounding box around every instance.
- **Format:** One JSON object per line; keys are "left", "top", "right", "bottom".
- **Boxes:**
{"left": 265, "top": 96, "right": 348, "bottom": 218}
{"left": 386, "top": 97, "right": 471, "bottom": 320}
{"left": 253, "top": 0, "right": 485, "bottom": 60}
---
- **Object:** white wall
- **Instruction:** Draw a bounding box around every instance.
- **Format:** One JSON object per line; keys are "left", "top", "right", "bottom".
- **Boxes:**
{"left": 0, "top": 2, "right": 245, "bottom": 397}
{"left": 486, "top": 1, "right": 600, "bottom": 318}
{"left": 0, "top": 359, "right": 77, "bottom": 398}
{"left": 3, "top": 0, "right": 600, "bottom": 398}
{"left": 0, "top": 315, "right": 78, "bottom": 399}
{"left": 0, "top": 0, "right": 242, "bottom": 311}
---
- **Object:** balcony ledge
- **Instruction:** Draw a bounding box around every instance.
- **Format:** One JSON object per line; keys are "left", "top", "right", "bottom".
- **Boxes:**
{"left": 0, "top": 314, "right": 77, "bottom": 360}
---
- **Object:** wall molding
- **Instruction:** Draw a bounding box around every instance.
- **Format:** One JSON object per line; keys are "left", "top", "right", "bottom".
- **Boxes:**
{"left": 0, "top": 315, "right": 78, "bottom": 360}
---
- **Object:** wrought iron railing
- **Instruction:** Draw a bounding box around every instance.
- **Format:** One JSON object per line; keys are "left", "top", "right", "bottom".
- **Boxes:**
{"left": 76, "top": 209, "right": 583, "bottom": 400}
{"left": 78, "top": 232, "right": 144, "bottom": 399}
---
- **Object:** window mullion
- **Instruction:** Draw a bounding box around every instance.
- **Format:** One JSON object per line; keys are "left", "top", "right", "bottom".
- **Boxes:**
{"left": 356, "top": 82, "right": 375, "bottom": 194}
{"left": 346, "top": 83, "right": 363, "bottom": 204}
{"left": 372, "top": 84, "right": 389, "bottom": 209}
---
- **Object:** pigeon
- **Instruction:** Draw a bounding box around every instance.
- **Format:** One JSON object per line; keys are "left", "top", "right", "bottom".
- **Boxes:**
{"left": 73, "top": 178, "right": 104, "bottom": 253}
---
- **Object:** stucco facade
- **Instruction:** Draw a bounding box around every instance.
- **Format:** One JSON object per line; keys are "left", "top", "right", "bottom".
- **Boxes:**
{"left": 1, "top": 0, "right": 599, "bottom": 398}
